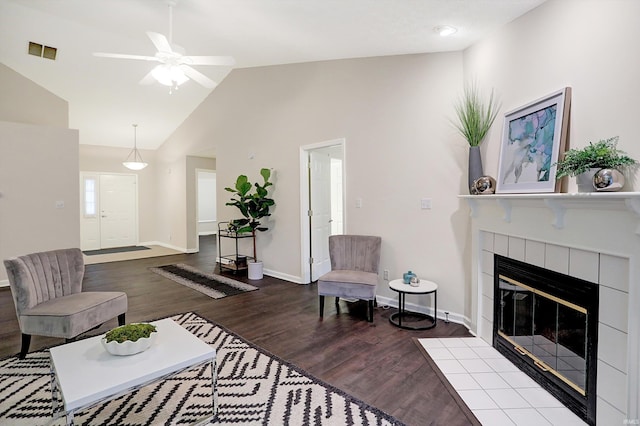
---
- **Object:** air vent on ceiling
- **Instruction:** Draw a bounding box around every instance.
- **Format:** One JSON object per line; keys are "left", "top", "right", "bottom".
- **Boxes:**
{"left": 28, "top": 42, "right": 57, "bottom": 60}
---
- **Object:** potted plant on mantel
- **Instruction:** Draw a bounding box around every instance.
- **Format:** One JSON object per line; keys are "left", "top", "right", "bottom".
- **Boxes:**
{"left": 225, "top": 168, "right": 275, "bottom": 280}
{"left": 451, "top": 82, "right": 501, "bottom": 193}
{"left": 554, "top": 136, "right": 637, "bottom": 192}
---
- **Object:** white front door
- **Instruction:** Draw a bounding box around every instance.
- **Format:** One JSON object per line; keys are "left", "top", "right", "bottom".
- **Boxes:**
{"left": 310, "top": 149, "right": 333, "bottom": 281}
{"left": 99, "top": 174, "right": 137, "bottom": 249}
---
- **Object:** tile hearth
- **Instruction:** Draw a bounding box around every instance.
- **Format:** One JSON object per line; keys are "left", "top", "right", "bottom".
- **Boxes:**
{"left": 419, "top": 337, "right": 586, "bottom": 426}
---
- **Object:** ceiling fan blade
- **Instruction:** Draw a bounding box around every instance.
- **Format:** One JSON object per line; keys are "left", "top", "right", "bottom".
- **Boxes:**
{"left": 93, "top": 52, "right": 159, "bottom": 61}
{"left": 181, "top": 65, "right": 217, "bottom": 89}
{"left": 183, "top": 56, "right": 236, "bottom": 66}
{"left": 147, "top": 31, "right": 173, "bottom": 53}
{"left": 139, "top": 70, "right": 157, "bottom": 85}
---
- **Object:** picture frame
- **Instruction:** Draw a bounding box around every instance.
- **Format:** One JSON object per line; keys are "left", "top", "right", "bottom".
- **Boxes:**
{"left": 496, "top": 87, "right": 571, "bottom": 193}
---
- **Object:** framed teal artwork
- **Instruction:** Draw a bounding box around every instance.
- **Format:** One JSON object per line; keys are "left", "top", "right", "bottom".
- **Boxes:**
{"left": 496, "top": 87, "right": 571, "bottom": 193}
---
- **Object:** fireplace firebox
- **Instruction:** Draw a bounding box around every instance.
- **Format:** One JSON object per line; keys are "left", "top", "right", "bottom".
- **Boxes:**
{"left": 493, "top": 255, "right": 598, "bottom": 426}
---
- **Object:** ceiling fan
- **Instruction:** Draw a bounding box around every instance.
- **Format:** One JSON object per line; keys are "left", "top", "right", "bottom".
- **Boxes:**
{"left": 93, "top": 1, "right": 235, "bottom": 92}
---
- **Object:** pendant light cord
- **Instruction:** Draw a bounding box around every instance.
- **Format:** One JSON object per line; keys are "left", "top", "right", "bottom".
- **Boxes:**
{"left": 133, "top": 124, "right": 141, "bottom": 162}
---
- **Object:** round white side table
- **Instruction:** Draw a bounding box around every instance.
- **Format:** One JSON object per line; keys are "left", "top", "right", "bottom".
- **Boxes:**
{"left": 388, "top": 278, "right": 437, "bottom": 330}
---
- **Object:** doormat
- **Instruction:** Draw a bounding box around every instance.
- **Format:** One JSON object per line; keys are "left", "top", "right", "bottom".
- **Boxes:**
{"left": 150, "top": 263, "right": 258, "bottom": 299}
{"left": 83, "top": 245, "right": 150, "bottom": 256}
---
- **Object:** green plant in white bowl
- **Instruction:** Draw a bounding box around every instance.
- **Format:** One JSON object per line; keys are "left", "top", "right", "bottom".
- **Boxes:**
{"left": 102, "top": 323, "right": 157, "bottom": 356}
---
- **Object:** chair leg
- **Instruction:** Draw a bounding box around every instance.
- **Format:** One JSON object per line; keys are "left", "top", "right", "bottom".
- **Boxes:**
{"left": 19, "top": 334, "right": 31, "bottom": 359}
{"left": 118, "top": 313, "right": 126, "bottom": 326}
{"left": 335, "top": 297, "right": 339, "bottom": 307}
{"left": 367, "top": 300, "right": 374, "bottom": 322}
{"left": 319, "top": 296, "right": 325, "bottom": 318}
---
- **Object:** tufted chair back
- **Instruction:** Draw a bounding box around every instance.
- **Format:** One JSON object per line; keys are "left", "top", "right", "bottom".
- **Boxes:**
{"left": 329, "top": 235, "right": 381, "bottom": 273}
{"left": 3, "top": 248, "right": 84, "bottom": 318}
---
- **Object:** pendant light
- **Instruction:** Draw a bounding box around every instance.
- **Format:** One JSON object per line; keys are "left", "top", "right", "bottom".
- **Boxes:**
{"left": 122, "top": 124, "right": 148, "bottom": 170}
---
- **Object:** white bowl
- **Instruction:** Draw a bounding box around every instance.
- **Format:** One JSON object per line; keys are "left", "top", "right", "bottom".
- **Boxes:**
{"left": 101, "top": 331, "right": 157, "bottom": 356}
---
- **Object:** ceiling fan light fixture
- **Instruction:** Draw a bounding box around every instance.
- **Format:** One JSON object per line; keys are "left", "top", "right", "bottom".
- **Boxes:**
{"left": 151, "top": 64, "right": 188, "bottom": 87}
{"left": 92, "top": 1, "right": 231, "bottom": 92}
{"left": 123, "top": 124, "right": 148, "bottom": 170}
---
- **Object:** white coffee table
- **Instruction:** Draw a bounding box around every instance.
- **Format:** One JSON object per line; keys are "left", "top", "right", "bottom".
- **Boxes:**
{"left": 49, "top": 318, "right": 217, "bottom": 426}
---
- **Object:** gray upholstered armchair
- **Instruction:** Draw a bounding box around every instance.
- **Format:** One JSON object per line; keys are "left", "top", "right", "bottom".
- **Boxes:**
{"left": 317, "top": 235, "right": 382, "bottom": 322}
{"left": 3, "top": 248, "right": 128, "bottom": 358}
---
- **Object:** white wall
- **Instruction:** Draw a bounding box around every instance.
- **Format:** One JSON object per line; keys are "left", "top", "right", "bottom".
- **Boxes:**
{"left": 155, "top": 155, "right": 188, "bottom": 251}
{"left": 0, "top": 121, "right": 80, "bottom": 282}
{"left": 158, "top": 52, "right": 472, "bottom": 319}
{"left": 463, "top": 0, "right": 640, "bottom": 192}
{"left": 0, "top": 63, "right": 68, "bottom": 128}
{"left": 0, "top": 64, "right": 79, "bottom": 283}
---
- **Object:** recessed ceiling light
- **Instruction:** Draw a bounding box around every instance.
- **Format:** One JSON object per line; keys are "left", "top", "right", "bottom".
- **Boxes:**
{"left": 434, "top": 25, "right": 457, "bottom": 37}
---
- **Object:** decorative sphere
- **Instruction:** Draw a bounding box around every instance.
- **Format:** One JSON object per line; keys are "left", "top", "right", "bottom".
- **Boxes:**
{"left": 593, "top": 168, "right": 624, "bottom": 192}
{"left": 472, "top": 176, "right": 497, "bottom": 195}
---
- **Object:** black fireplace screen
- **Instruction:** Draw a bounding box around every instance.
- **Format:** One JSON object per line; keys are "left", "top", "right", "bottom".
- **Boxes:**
{"left": 493, "top": 255, "right": 598, "bottom": 426}
{"left": 497, "top": 275, "right": 587, "bottom": 395}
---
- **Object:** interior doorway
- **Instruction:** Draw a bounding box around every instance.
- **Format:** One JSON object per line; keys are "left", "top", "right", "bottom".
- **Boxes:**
{"left": 299, "top": 139, "right": 345, "bottom": 283}
{"left": 196, "top": 170, "right": 217, "bottom": 236}
{"left": 80, "top": 172, "right": 138, "bottom": 251}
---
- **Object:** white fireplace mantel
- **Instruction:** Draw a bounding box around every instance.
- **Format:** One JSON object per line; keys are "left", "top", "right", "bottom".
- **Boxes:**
{"left": 460, "top": 192, "right": 640, "bottom": 233}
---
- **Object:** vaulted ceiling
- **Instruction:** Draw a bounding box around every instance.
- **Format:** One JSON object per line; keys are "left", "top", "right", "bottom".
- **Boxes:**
{"left": 0, "top": 0, "right": 545, "bottom": 150}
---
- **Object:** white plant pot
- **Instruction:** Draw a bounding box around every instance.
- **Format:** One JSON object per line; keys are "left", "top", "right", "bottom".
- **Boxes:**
{"left": 101, "top": 332, "right": 157, "bottom": 356}
{"left": 248, "top": 261, "right": 263, "bottom": 280}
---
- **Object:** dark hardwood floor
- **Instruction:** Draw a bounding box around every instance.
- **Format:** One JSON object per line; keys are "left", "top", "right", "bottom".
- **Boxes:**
{"left": 0, "top": 236, "right": 479, "bottom": 426}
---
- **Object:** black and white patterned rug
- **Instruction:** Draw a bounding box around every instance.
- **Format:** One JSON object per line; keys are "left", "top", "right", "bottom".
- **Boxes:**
{"left": 150, "top": 264, "right": 258, "bottom": 299}
{"left": 0, "top": 312, "right": 404, "bottom": 425}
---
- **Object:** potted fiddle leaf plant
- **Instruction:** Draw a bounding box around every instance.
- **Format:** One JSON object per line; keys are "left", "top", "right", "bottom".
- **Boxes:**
{"left": 225, "top": 168, "right": 275, "bottom": 279}
{"left": 554, "top": 136, "right": 636, "bottom": 192}
{"left": 451, "top": 82, "right": 501, "bottom": 193}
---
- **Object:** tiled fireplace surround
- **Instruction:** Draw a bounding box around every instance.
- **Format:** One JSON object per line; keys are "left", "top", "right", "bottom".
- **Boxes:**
{"left": 464, "top": 193, "right": 640, "bottom": 425}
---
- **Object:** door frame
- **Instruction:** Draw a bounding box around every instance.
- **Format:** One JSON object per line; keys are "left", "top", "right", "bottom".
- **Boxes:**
{"left": 299, "top": 138, "right": 346, "bottom": 284}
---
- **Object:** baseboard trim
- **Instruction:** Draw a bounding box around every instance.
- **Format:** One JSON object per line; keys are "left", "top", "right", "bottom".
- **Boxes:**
{"left": 376, "top": 295, "right": 467, "bottom": 326}
{"left": 139, "top": 241, "right": 188, "bottom": 253}
{"left": 0, "top": 279, "right": 8, "bottom": 288}
{"left": 263, "top": 268, "right": 304, "bottom": 284}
